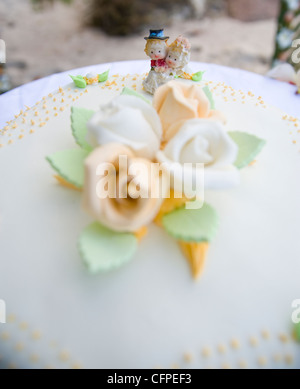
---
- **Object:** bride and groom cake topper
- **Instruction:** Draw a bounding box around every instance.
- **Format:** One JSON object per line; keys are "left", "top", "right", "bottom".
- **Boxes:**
{"left": 69, "top": 29, "right": 194, "bottom": 94}
{"left": 143, "top": 29, "right": 192, "bottom": 94}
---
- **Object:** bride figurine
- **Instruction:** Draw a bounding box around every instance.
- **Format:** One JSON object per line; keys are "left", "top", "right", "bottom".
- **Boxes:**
{"left": 165, "top": 35, "right": 191, "bottom": 78}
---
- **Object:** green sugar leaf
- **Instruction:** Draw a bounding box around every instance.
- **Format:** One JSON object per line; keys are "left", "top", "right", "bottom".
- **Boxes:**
{"left": 71, "top": 107, "right": 95, "bottom": 151}
{"left": 202, "top": 85, "right": 215, "bottom": 110}
{"left": 192, "top": 71, "right": 205, "bottom": 82}
{"left": 121, "top": 87, "right": 151, "bottom": 104}
{"left": 46, "top": 149, "right": 90, "bottom": 189}
{"left": 162, "top": 203, "right": 219, "bottom": 243}
{"left": 70, "top": 75, "right": 87, "bottom": 89}
{"left": 98, "top": 70, "right": 110, "bottom": 83}
{"left": 79, "top": 223, "right": 138, "bottom": 273}
{"left": 228, "top": 131, "right": 266, "bottom": 169}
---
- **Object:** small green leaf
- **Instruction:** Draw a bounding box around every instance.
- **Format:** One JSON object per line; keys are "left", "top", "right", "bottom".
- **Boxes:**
{"left": 71, "top": 107, "right": 95, "bottom": 151}
{"left": 174, "top": 75, "right": 179, "bottom": 79}
{"left": 79, "top": 223, "right": 138, "bottom": 273}
{"left": 98, "top": 70, "right": 110, "bottom": 83}
{"left": 162, "top": 203, "right": 219, "bottom": 243}
{"left": 46, "top": 149, "right": 90, "bottom": 188}
{"left": 228, "top": 131, "right": 266, "bottom": 169}
{"left": 121, "top": 87, "right": 151, "bottom": 104}
{"left": 192, "top": 71, "right": 205, "bottom": 82}
{"left": 70, "top": 75, "right": 87, "bottom": 89}
{"left": 202, "top": 85, "right": 215, "bottom": 110}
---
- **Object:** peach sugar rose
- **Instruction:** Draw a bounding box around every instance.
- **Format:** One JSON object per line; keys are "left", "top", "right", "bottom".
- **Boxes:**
{"left": 153, "top": 81, "right": 226, "bottom": 142}
{"left": 83, "top": 143, "right": 167, "bottom": 233}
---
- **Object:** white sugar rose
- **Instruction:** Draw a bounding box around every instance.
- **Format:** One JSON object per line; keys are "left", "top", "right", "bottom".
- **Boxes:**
{"left": 83, "top": 143, "right": 168, "bottom": 233}
{"left": 87, "top": 95, "right": 162, "bottom": 160}
{"left": 156, "top": 119, "right": 239, "bottom": 196}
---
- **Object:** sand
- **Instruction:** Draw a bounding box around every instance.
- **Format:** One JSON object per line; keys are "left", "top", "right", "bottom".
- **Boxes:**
{"left": 0, "top": 0, "right": 277, "bottom": 87}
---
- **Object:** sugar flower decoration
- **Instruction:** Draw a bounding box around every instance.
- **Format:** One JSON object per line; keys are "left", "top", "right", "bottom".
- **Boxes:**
{"left": 153, "top": 81, "right": 226, "bottom": 142}
{"left": 87, "top": 95, "right": 162, "bottom": 160}
{"left": 47, "top": 76, "right": 266, "bottom": 279}
{"left": 156, "top": 119, "right": 239, "bottom": 195}
{"left": 83, "top": 143, "right": 167, "bottom": 233}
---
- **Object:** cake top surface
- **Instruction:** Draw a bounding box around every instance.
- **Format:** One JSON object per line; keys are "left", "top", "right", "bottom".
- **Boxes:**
{"left": 0, "top": 60, "right": 300, "bottom": 368}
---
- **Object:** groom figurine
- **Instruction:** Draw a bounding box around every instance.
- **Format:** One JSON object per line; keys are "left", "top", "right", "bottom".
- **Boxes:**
{"left": 144, "top": 29, "right": 169, "bottom": 72}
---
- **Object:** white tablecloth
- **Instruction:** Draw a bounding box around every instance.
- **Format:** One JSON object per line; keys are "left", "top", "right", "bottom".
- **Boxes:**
{"left": 0, "top": 60, "right": 299, "bottom": 128}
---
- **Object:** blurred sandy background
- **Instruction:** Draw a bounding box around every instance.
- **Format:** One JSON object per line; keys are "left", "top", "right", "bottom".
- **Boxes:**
{"left": 0, "top": 0, "right": 279, "bottom": 88}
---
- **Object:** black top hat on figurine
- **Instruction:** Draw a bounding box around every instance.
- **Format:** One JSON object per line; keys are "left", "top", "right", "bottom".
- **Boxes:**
{"left": 144, "top": 29, "right": 169, "bottom": 41}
